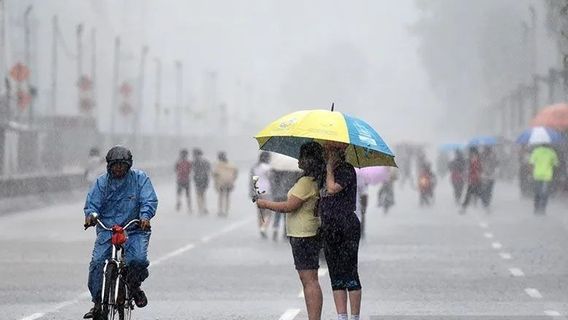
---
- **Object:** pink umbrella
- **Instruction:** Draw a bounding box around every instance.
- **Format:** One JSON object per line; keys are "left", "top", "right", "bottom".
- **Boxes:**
{"left": 355, "top": 166, "right": 390, "bottom": 186}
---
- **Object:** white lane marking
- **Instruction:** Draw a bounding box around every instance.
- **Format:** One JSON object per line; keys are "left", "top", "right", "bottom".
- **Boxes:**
{"left": 278, "top": 308, "right": 301, "bottom": 320}
{"left": 151, "top": 243, "right": 196, "bottom": 266}
{"left": 544, "top": 310, "right": 561, "bottom": 316}
{"left": 298, "top": 289, "right": 304, "bottom": 298}
{"left": 483, "top": 232, "right": 494, "bottom": 239}
{"left": 525, "top": 288, "right": 543, "bottom": 299}
{"left": 19, "top": 218, "right": 253, "bottom": 320}
{"left": 499, "top": 252, "right": 512, "bottom": 260}
{"left": 21, "top": 313, "right": 44, "bottom": 320}
{"left": 491, "top": 242, "right": 503, "bottom": 249}
{"left": 318, "top": 267, "right": 328, "bottom": 277}
{"left": 509, "top": 268, "right": 525, "bottom": 277}
{"left": 479, "top": 222, "right": 488, "bottom": 228}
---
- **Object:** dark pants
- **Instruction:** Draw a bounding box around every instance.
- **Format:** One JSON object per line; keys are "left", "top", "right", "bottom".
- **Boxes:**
{"left": 462, "top": 183, "right": 481, "bottom": 209}
{"left": 534, "top": 181, "right": 550, "bottom": 213}
{"left": 322, "top": 214, "right": 362, "bottom": 291}
{"left": 451, "top": 180, "right": 464, "bottom": 203}
{"left": 481, "top": 180, "right": 495, "bottom": 207}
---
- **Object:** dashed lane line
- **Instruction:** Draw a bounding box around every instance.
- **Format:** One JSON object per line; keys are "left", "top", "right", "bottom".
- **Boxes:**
{"left": 483, "top": 232, "right": 494, "bottom": 239}
{"left": 491, "top": 242, "right": 503, "bottom": 249}
{"left": 479, "top": 222, "right": 489, "bottom": 228}
{"left": 525, "top": 288, "right": 543, "bottom": 299}
{"left": 544, "top": 310, "right": 562, "bottom": 317}
{"left": 499, "top": 252, "right": 512, "bottom": 260}
{"left": 278, "top": 308, "right": 301, "bottom": 320}
{"left": 509, "top": 268, "right": 525, "bottom": 277}
{"left": 18, "top": 218, "right": 253, "bottom": 320}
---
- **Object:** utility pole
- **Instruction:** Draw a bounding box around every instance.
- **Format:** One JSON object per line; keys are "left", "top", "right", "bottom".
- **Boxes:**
{"left": 133, "top": 45, "right": 148, "bottom": 146}
{"left": 175, "top": 60, "right": 183, "bottom": 137}
{"left": 50, "top": 15, "right": 58, "bottom": 115}
{"left": 110, "top": 37, "right": 120, "bottom": 137}
{"left": 91, "top": 28, "right": 97, "bottom": 119}
{"left": 76, "top": 23, "right": 83, "bottom": 115}
{"left": 154, "top": 58, "right": 161, "bottom": 135}
{"left": 24, "top": 5, "right": 32, "bottom": 123}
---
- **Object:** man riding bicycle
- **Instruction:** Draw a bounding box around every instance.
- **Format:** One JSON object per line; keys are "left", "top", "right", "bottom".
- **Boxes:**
{"left": 83, "top": 146, "right": 158, "bottom": 319}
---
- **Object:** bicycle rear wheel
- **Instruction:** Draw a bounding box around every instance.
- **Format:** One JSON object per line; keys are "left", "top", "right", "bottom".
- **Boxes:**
{"left": 101, "top": 262, "right": 119, "bottom": 320}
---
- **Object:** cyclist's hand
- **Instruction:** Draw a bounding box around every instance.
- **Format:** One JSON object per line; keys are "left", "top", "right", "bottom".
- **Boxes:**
{"left": 140, "top": 219, "right": 151, "bottom": 231}
{"left": 84, "top": 215, "right": 96, "bottom": 230}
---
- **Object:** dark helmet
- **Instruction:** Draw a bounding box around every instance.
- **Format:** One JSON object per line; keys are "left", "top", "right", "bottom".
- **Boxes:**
{"left": 106, "top": 145, "right": 133, "bottom": 173}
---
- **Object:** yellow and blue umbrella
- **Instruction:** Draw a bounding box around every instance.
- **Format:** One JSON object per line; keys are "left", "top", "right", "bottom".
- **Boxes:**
{"left": 254, "top": 109, "right": 396, "bottom": 168}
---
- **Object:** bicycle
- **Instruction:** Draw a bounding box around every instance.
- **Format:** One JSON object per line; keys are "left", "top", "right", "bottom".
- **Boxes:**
{"left": 85, "top": 213, "right": 140, "bottom": 320}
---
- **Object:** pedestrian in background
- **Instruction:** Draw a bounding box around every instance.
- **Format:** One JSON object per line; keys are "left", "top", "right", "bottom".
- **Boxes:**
{"left": 213, "top": 151, "right": 238, "bottom": 217}
{"left": 192, "top": 148, "right": 211, "bottom": 215}
{"left": 480, "top": 146, "right": 498, "bottom": 210}
{"left": 175, "top": 149, "right": 192, "bottom": 213}
{"left": 530, "top": 144, "right": 559, "bottom": 214}
{"left": 448, "top": 149, "right": 466, "bottom": 204}
{"left": 320, "top": 142, "right": 362, "bottom": 320}
{"left": 250, "top": 151, "right": 273, "bottom": 238}
{"left": 460, "top": 146, "right": 482, "bottom": 214}
{"left": 269, "top": 153, "right": 303, "bottom": 241}
{"left": 256, "top": 142, "right": 325, "bottom": 320}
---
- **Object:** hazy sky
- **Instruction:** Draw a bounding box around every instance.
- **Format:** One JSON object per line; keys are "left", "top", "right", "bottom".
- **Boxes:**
{"left": 6, "top": 0, "right": 444, "bottom": 145}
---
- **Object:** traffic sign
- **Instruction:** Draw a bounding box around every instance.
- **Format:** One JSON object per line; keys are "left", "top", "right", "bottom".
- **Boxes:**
{"left": 16, "top": 89, "right": 32, "bottom": 111}
{"left": 10, "top": 63, "right": 30, "bottom": 82}
{"left": 119, "top": 82, "right": 132, "bottom": 97}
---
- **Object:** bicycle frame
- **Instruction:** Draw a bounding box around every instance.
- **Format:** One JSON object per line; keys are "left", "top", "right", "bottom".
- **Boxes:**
{"left": 88, "top": 214, "right": 139, "bottom": 320}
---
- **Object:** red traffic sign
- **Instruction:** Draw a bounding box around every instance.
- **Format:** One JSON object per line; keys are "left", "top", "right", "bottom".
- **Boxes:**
{"left": 10, "top": 63, "right": 30, "bottom": 82}
{"left": 119, "top": 82, "right": 132, "bottom": 97}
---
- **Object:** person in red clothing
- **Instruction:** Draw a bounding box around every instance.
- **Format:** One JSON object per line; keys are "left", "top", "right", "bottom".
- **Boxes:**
{"left": 175, "top": 149, "right": 193, "bottom": 212}
{"left": 460, "top": 146, "right": 481, "bottom": 213}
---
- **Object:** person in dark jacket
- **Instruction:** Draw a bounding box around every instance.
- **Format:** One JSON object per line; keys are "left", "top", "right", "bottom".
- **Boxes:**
{"left": 320, "top": 142, "right": 362, "bottom": 320}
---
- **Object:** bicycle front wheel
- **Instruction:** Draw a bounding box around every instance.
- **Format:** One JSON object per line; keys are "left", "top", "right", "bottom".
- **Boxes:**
{"left": 101, "top": 262, "right": 119, "bottom": 320}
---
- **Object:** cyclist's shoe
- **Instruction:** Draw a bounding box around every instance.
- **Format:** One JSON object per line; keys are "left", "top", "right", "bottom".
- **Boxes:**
{"left": 83, "top": 303, "right": 101, "bottom": 319}
{"left": 132, "top": 288, "right": 148, "bottom": 308}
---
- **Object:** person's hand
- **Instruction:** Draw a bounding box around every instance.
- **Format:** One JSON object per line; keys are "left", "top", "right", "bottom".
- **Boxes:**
{"left": 140, "top": 219, "right": 151, "bottom": 231}
{"left": 256, "top": 199, "right": 268, "bottom": 209}
{"left": 84, "top": 215, "right": 97, "bottom": 229}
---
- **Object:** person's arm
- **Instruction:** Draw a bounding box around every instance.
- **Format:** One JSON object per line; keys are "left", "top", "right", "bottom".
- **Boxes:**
{"left": 138, "top": 173, "right": 158, "bottom": 229}
{"left": 326, "top": 162, "right": 343, "bottom": 194}
{"left": 256, "top": 195, "right": 304, "bottom": 213}
{"left": 84, "top": 177, "right": 105, "bottom": 226}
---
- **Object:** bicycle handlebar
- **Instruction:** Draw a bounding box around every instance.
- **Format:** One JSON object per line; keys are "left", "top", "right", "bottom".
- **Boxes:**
{"left": 84, "top": 213, "right": 141, "bottom": 231}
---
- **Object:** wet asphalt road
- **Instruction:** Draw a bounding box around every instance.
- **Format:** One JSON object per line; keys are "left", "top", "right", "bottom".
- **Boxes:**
{"left": 1, "top": 173, "right": 568, "bottom": 320}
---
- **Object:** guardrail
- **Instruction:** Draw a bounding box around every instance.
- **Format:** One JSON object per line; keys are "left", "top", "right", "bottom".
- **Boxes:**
{"left": 0, "top": 163, "right": 173, "bottom": 199}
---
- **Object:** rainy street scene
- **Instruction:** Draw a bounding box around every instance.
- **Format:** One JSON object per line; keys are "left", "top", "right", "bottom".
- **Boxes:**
{"left": 1, "top": 1, "right": 568, "bottom": 320}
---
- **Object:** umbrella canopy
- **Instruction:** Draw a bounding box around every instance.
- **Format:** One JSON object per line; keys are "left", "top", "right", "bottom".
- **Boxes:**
{"left": 355, "top": 166, "right": 390, "bottom": 186}
{"left": 516, "top": 126, "right": 565, "bottom": 145}
{"left": 439, "top": 143, "right": 464, "bottom": 152}
{"left": 255, "top": 109, "right": 396, "bottom": 168}
{"left": 468, "top": 136, "right": 498, "bottom": 146}
{"left": 531, "top": 103, "right": 568, "bottom": 132}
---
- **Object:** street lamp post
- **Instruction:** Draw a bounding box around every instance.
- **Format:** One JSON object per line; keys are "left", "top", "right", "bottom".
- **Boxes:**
{"left": 110, "top": 37, "right": 120, "bottom": 138}
{"left": 24, "top": 5, "right": 32, "bottom": 123}
{"left": 132, "top": 45, "right": 148, "bottom": 150}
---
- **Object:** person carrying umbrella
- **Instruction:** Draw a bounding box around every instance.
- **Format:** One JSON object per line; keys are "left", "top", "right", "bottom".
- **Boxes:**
{"left": 460, "top": 146, "right": 482, "bottom": 213}
{"left": 256, "top": 142, "right": 325, "bottom": 320}
{"left": 320, "top": 141, "right": 362, "bottom": 320}
{"left": 254, "top": 108, "right": 396, "bottom": 320}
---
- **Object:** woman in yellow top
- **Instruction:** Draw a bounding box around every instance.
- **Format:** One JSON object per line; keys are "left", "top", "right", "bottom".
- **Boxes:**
{"left": 256, "top": 142, "right": 325, "bottom": 320}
